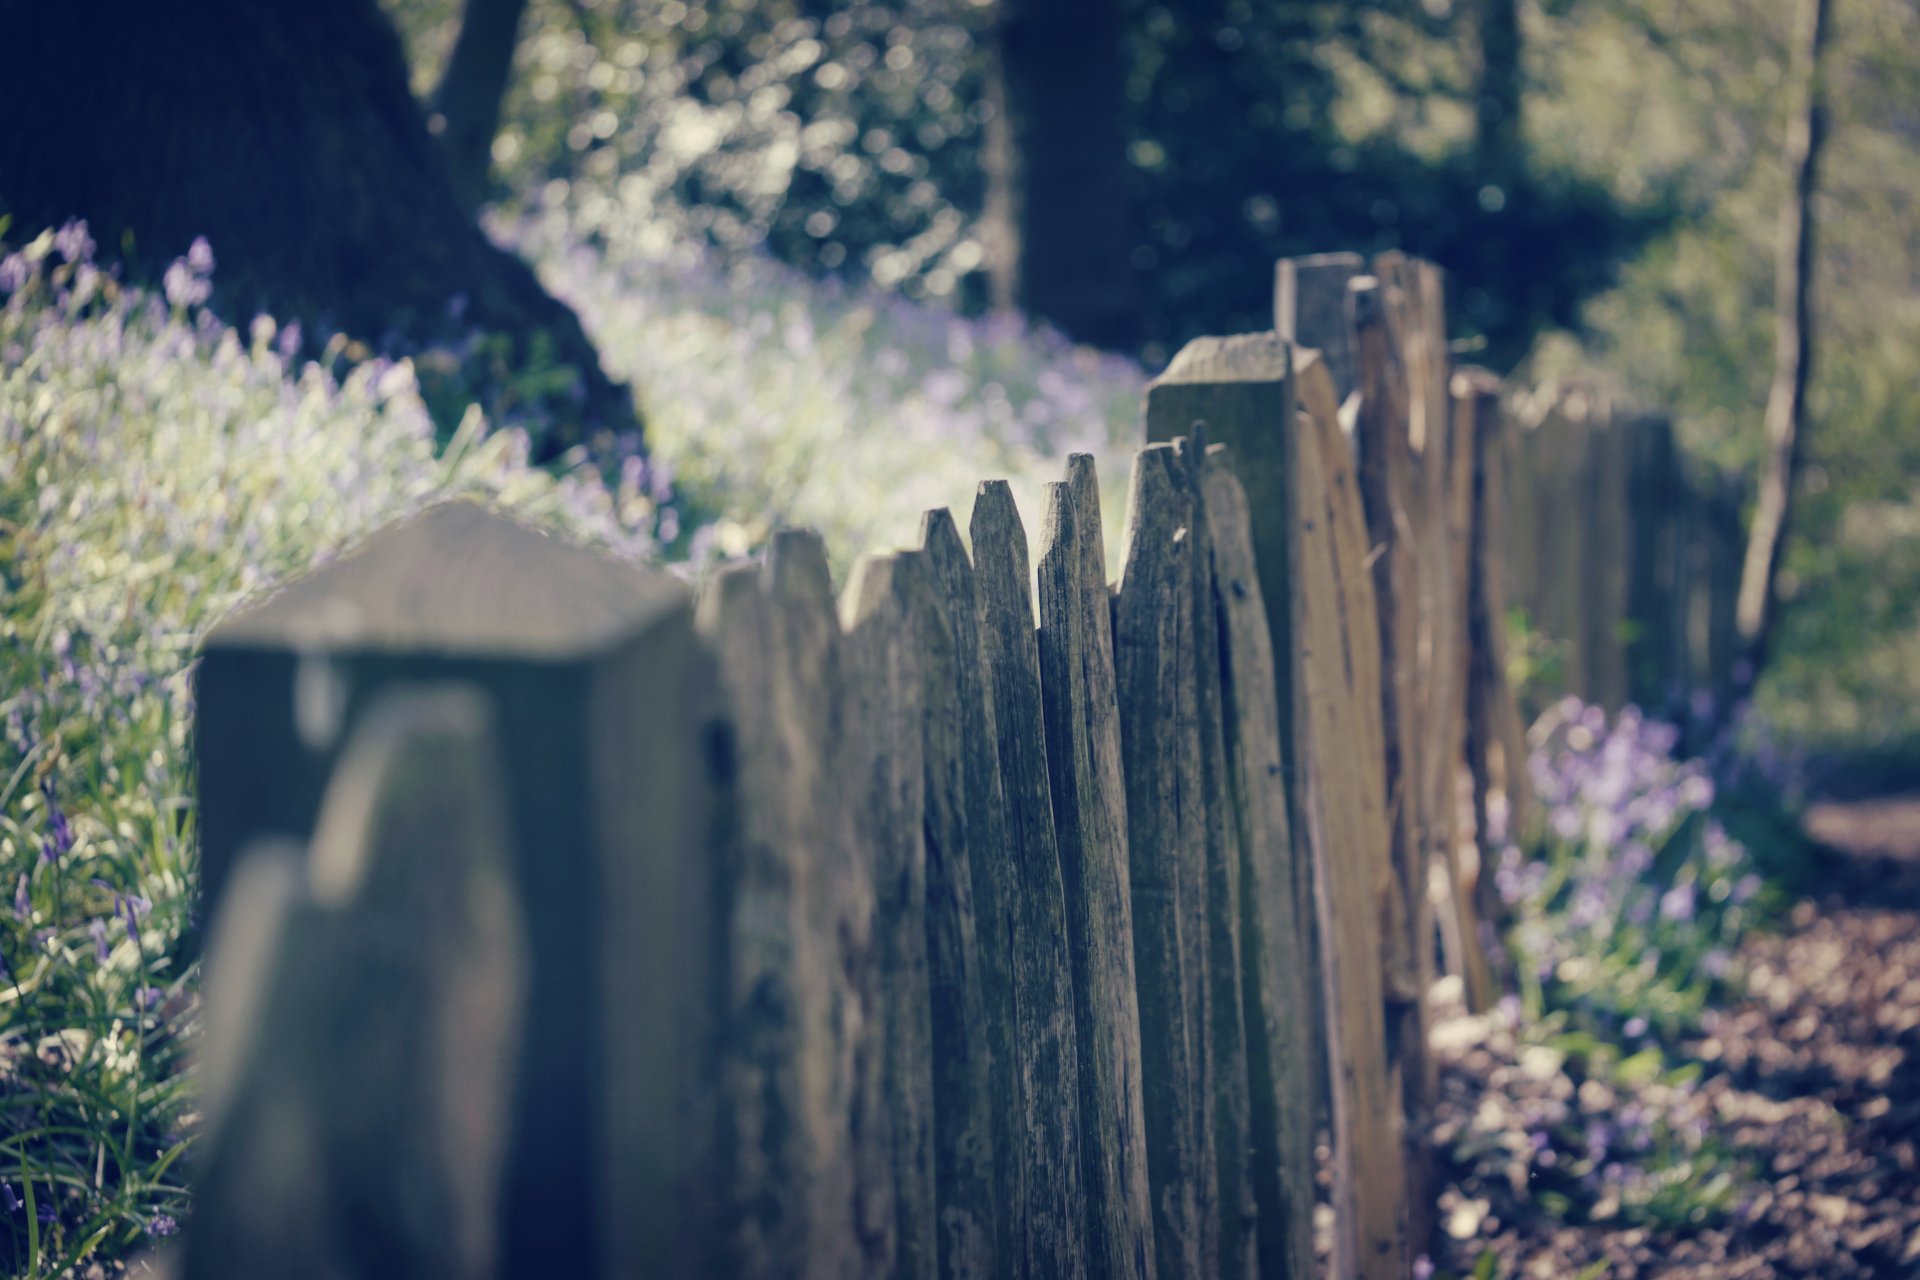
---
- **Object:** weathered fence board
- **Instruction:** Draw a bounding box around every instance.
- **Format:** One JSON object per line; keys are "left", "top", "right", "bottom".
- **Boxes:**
{"left": 920, "top": 509, "right": 1026, "bottom": 1280}
{"left": 1197, "top": 444, "right": 1317, "bottom": 1280}
{"left": 1114, "top": 444, "right": 1218, "bottom": 1280}
{"left": 1176, "top": 437, "right": 1260, "bottom": 1280}
{"left": 841, "top": 552, "right": 939, "bottom": 1280}
{"left": 1294, "top": 347, "right": 1410, "bottom": 1279}
{"left": 1035, "top": 460, "right": 1159, "bottom": 1280}
{"left": 971, "top": 483, "right": 1091, "bottom": 1280}
{"left": 1276, "top": 252, "right": 1365, "bottom": 408}
{"left": 1348, "top": 276, "right": 1440, "bottom": 1245}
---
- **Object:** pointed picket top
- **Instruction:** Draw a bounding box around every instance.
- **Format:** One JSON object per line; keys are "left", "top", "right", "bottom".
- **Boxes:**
{"left": 207, "top": 498, "right": 685, "bottom": 659}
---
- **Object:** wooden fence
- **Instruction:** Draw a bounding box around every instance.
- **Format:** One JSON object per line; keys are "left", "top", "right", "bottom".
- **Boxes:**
{"left": 185, "top": 254, "right": 1597, "bottom": 1280}
{"left": 1500, "top": 384, "right": 1748, "bottom": 724}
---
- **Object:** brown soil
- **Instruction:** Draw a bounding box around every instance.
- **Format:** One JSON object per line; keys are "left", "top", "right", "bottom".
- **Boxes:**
{"left": 1430, "top": 797, "right": 1920, "bottom": 1278}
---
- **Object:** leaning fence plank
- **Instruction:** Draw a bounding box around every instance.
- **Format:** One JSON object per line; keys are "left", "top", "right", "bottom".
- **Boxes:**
{"left": 971, "top": 483, "right": 1091, "bottom": 1280}
{"left": 1035, "top": 462, "right": 1159, "bottom": 1280}
{"left": 186, "top": 688, "right": 526, "bottom": 1280}
{"left": 1176, "top": 438, "right": 1259, "bottom": 1280}
{"left": 1198, "top": 444, "right": 1317, "bottom": 1280}
{"left": 921, "top": 509, "right": 1026, "bottom": 1280}
{"left": 842, "top": 553, "right": 939, "bottom": 1280}
{"left": 1450, "top": 370, "right": 1508, "bottom": 1011}
{"left": 1348, "top": 279, "right": 1439, "bottom": 1249}
{"left": 1295, "top": 351, "right": 1410, "bottom": 1280}
{"left": 1114, "top": 445, "right": 1218, "bottom": 1280}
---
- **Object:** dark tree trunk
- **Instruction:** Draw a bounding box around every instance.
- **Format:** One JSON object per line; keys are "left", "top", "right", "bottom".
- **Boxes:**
{"left": 433, "top": 0, "right": 533, "bottom": 211}
{"left": 982, "top": 0, "right": 1139, "bottom": 349}
{"left": 1474, "top": 0, "right": 1524, "bottom": 189}
{"left": 0, "top": 0, "right": 635, "bottom": 461}
{"left": 1730, "top": 0, "right": 1831, "bottom": 711}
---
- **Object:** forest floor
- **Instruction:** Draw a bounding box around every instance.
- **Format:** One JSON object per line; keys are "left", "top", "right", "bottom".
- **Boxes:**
{"left": 1432, "top": 795, "right": 1920, "bottom": 1278}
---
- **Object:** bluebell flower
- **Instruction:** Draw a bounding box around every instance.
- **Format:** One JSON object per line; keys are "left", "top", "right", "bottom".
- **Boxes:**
{"left": 149, "top": 1213, "right": 179, "bottom": 1238}
{"left": 186, "top": 236, "right": 215, "bottom": 276}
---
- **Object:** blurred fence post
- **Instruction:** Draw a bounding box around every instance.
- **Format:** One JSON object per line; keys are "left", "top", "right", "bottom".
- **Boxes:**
{"left": 195, "top": 499, "right": 722, "bottom": 1279}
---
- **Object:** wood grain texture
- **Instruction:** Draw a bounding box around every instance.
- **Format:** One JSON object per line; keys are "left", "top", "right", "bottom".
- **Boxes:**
{"left": 1143, "top": 332, "right": 1324, "bottom": 1145}
{"left": 764, "top": 530, "right": 894, "bottom": 1280}
{"left": 1351, "top": 275, "right": 1439, "bottom": 1245}
{"left": 921, "top": 509, "right": 1026, "bottom": 1280}
{"left": 1295, "top": 350, "right": 1409, "bottom": 1280}
{"left": 1035, "top": 461, "right": 1159, "bottom": 1280}
{"left": 1114, "top": 444, "right": 1219, "bottom": 1280}
{"left": 971, "top": 482, "right": 1091, "bottom": 1280}
{"left": 699, "top": 562, "right": 820, "bottom": 1279}
{"left": 1176, "top": 439, "right": 1258, "bottom": 1280}
{"left": 1199, "top": 445, "right": 1317, "bottom": 1280}
{"left": 907, "top": 525, "right": 1002, "bottom": 1280}
{"left": 842, "top": 552, "right": 939, "bottom": 1280}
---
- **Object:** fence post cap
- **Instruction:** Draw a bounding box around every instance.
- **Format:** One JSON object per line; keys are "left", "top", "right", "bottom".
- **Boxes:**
{"left": 1152, "top": 332, "right": 1291, "bottom": 387}
{"left": 203, "top": 498, "right": 685, "bottom": 660}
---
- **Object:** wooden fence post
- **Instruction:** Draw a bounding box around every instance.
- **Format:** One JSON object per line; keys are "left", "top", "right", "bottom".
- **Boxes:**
{"left": 1148, "top": 334, "right": 1405, "bottom": 1278}
{"left": 1035, "top": 460, "right": 1159, "bottom": 1280}
{"left": 186, "top": 687, "right": 526, "bottom": 1280}
{"left": 971, "top": 483, "right": 1092, "bottom": 1280}
{"left": 194, "top": 500, "right": 722, "bottom": 1277}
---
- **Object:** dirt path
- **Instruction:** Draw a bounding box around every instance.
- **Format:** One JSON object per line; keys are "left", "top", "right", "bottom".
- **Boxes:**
{"left": 1431, "top": 796, "right": 1920, "bottom": 1278}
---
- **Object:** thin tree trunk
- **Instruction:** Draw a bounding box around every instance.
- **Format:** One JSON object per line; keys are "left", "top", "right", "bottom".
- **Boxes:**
{"left": 1730, "top": 0, "right": 1831, "bottom": 710}
{"left": 982, "top": 0, "right": 1138, "bottom": 349}
{"left": 433, "top": 0, "right": 533, "bottom": 212}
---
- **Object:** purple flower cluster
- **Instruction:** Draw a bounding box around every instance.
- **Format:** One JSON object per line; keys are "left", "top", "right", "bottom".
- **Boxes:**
{"left": 1505, "top": 698, "right": 1766, "bottom": 1042}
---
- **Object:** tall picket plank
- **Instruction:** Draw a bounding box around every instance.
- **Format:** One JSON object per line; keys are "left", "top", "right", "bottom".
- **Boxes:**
{"left": 1198, "top": 445, "right": 1318, "bottom": 1280}
{"left": 1114, "top": 445, "right": 1218, "bottom": 1280}
{"left": 842, "top": 553, "right": 938, "bottom": 1280}
{"left": 971, "top": 483, "right": 1091, "bottom": 1280}
{"left": 1036, "top": 463, "right": 1159, "bottom": 1280}
{"left": 698, "top": 563, "right": 825, "bottom": 1279}
{"left": 899, "top": 540, "right": 1002, "bottom": 1280}
{"left": 1295, "top": 350, "right": 1410, "bottom": 1279}
{"left": 1176, "top": 438, "right": 1259, "bottom": 1280}
{"left": 921, "top": 510, "right": 1027, "bottom": 1280}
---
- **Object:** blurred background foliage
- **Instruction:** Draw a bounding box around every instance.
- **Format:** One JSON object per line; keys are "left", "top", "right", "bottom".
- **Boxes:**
{"left": 377, "top": 0, "right": 1919, "bottom": 774}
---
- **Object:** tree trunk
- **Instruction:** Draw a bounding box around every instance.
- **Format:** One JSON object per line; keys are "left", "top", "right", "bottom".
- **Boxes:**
{"left": 982, "top": 0, "right": 1139, "bottom": 349}
{"left": 1730, "top": 0, "right": 1831, "bottom": 710}
{"left": 1474, "top": 0, "right": 1524, "bottom": 189}
{"left": 433, "top": 0, "right": 534, "bottom": 212}
{"left": 0, "top": 0, "right": 635, "bottom": 462}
